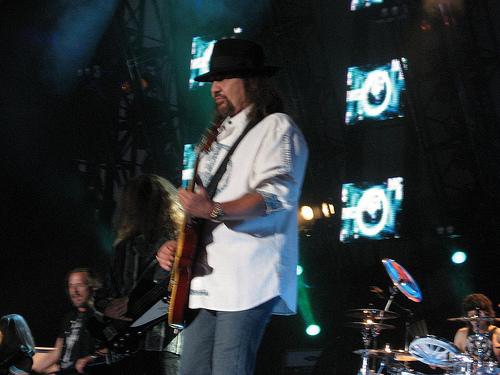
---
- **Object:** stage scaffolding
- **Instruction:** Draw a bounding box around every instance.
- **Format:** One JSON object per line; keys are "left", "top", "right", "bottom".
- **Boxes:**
{"left": 74, "top": 0, "right": 182, "bottom": 225}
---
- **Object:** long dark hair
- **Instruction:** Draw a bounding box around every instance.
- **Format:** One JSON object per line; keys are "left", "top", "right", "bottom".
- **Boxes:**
{"left": 213, "top": 76, "right": 284, "bottom": 126}
{"left": 463, "top": 293, "right": 495, "bottom": 318}
{"left": 113, "top": 174, "right": 181, "bottom": 245}
{"left": 0, "top": 314, "right": 35, "bottom": 357}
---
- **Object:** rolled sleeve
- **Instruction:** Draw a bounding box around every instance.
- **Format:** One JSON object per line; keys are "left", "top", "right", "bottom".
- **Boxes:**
{"left": 252, "top": 114, "right": 308, "bottom": 214}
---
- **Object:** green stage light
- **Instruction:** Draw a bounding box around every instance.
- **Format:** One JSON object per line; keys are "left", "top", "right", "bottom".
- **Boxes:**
{"left": 306, "top": 324, "right": 321, "bottom": 336}
{"left": 296, "top": 265, "right": 304, "bottom": 276}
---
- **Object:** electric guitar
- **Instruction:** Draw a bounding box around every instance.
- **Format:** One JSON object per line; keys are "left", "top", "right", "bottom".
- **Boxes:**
{"left": 167, "top": 124, "right": 219, "bottom": 329}
{"left": 87, "top": 278, "right": 169, "bottom": 354}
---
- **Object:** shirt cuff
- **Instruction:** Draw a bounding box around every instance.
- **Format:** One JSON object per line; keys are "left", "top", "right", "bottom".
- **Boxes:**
{"left": 256, "top": 190, "right": 284, "bottom": 214}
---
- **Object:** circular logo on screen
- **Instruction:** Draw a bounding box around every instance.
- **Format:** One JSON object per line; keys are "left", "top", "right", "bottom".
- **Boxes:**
{"left": 362, "top": 70, "right": 393, "bottom": 117}
{"left": 355, "top": 188, "right": 389, "bottom": 237}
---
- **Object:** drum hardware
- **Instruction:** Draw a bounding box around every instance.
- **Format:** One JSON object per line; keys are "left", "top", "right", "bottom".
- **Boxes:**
{"left": 345, "top": 258, "right": 499, "bottom": 374}
{"left": 347, "top": 320, "right": 394, "bottom": 375}
{"left": 346, "top": 308, "right": 400, "bottom": 321}
{"left": 345, "top": 321, "right": 397, "bottom": 331}
{"left": 408, "top": 335, "right": 473, "bottom": 369}
{"left": 468, "top": 333, "right": 490, "bottom": 368}
{"left": 353, "top": 348, "right": 417, "bottom": 362}
{"left": 354, "top": 345, "right": 418, "bottom": 375}
{"left": 347, "top": 259, "right": 424, "bottom": 375}
{"left": 381, "top": 258, "right": 422, "bottom": 353}
{"left": 353, "top": 346, "right": 391, "bottom": 375}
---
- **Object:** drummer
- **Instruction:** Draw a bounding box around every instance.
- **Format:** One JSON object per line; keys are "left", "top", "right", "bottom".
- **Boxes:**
{"left": 453, "top": 293, "right": 500, "bottom": 363}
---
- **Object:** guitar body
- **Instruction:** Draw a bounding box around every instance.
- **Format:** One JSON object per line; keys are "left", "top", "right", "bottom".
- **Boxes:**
{"left": 87, "top": 279, "right": 169, "bottom": 354}
{"left": 168, "top": 218, "right": 202, "bottom": 329}
{"left": 167, "top": 124, "right": 220, "bottom": 329}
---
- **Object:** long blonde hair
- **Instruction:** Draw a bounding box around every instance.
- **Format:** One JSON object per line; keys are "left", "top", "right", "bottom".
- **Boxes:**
{"left": 113, "top": 174, "right": 183, "bottom": 245}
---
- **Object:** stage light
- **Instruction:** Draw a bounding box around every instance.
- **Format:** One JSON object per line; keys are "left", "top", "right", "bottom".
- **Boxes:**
{"left": 321, "top": 203, "right": 335, "bottom": 218}
{"left": 451, "top": 251, "right": 467, "bottom": 264}
{"left": 306, "top": 324, "right": 321, "bottom": 336}
{"left": 296, "top": 265, "right": 304, "bottom": 276}
{"left": 300, "top": 206, "right": 315, "bottom": 221}
{"left": 233, "top": 27, "right": 243, "bottom": 34}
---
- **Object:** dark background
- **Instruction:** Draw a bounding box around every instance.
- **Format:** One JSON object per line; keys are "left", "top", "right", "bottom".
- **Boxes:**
{"left": 1, "top": 0, "right": 499, "bottom": 373}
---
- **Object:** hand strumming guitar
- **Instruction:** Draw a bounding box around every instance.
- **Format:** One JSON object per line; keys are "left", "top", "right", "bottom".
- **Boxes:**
{"left": 178, "top": 183, "right": 214, "bottom": 219}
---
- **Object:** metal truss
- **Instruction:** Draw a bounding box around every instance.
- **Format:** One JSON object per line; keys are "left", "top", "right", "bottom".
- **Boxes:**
{"left": 74, "top": 0, "right": 182, "bottom": 224}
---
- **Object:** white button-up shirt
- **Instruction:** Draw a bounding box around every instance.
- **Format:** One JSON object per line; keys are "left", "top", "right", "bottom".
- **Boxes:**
{"left": 189, "top": 107, "right": 308, "bottom": 315}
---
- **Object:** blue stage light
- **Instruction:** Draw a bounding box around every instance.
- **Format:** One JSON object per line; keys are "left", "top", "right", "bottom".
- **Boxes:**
{"left": 451, "top": 251, "right": 467, "bottom": 264}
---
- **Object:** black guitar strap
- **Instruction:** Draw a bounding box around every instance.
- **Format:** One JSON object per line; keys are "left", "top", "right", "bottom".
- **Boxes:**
{"left": 204, "top": 118, "right": 259, "bottom": 199}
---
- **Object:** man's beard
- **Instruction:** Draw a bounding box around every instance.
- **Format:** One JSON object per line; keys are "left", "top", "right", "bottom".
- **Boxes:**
{"left": 216, "top": 97, "right": 236, "bottom": 117}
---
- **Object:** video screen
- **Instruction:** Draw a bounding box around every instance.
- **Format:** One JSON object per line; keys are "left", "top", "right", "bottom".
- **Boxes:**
{"left": 189, "top": 36, "right": 216, "bottom": 90}
{"left": 340, "top": 177, "right": 404, "bottom": 243}
{"left": 345, "top": 58, "right": 406, "bottom": 125}
{"left": 350, "top": 0, "right": 384, "bottom": 11}
{"left": 182, "top": 144, "right": 196, "bottom": 188}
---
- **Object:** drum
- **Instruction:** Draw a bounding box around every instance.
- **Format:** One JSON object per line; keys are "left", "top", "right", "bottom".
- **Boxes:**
{"left": 408, "top": 335, "right": 472, "bottom": 369}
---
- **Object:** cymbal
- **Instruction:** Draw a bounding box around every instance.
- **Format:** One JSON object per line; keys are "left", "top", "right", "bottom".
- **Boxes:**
{"left": 346, "top": 308, "right": 399, "bottom": 320}
{"left": 448, "top": 316, "right": 499, "bottom": 322}
{"left": 345, "top": 321, "right": 395, "bottom": 330}
{"left": 395, "top": 351, "right": 418, "bottom": 362}
{"left": 353, "top": 348, "right": 417, "bottom": 361}
{"left": 382, "top": 258, "right": 422, "bottom": 303}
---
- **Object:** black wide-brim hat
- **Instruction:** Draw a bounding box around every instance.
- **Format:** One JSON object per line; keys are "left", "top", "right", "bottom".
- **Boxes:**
{"left": 194, "top": 38, "right": 280, "bottom": 82}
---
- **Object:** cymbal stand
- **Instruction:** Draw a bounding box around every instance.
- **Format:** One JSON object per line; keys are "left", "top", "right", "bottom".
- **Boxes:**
{"left": 357, "top": 325, "right": 381, "bottom": 375}
{"left": 383, "top": 287, "right": 414, "bottom": 352}
{"left": 471, "top": 307, "right": 487, "bottom": 369}
{"left": 402, "top": 309, "right": 414, "bottom": 351}
{"left": 383, "top": 287, "right": 398, "bottom": 313}
{"left": 375, "top": 357, "right": 387, "bottom": 375}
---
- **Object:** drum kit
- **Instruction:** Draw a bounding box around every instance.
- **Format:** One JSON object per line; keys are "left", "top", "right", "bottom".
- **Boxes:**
{"left": 347, "top": 258, "right": 499, "bottom": 375}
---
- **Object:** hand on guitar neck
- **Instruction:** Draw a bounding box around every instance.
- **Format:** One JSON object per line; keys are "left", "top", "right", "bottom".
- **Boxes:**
{"left": 156, "top": 240, "right": 176, "bottom": 272}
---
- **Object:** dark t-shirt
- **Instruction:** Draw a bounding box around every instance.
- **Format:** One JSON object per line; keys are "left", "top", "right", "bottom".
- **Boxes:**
{"left": 58, "top": 309, "right": 96, "bottom": 369}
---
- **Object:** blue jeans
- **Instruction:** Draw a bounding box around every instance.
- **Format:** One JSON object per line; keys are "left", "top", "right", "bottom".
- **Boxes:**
{"left": 180, "top": 297, "right": 278, "bottom": 375}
